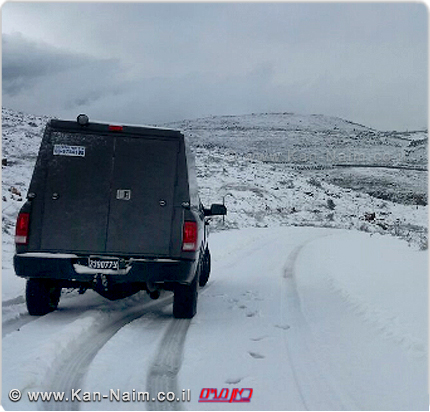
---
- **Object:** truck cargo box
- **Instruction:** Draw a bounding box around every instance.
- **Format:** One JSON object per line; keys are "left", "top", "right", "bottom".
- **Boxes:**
{"left": 14, "top": 115, "right": 226, "bottom": 318}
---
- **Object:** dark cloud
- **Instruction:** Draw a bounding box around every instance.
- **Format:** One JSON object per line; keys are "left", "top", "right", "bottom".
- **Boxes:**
{"left": 3, "top": 33, "right": 77, "bottom": 94}
{"left": 2, "top": 33, "right": 122, "bottom": 97}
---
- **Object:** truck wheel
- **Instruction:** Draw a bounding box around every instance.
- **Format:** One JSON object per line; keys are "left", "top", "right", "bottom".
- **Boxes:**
{"left": 26, "top": 279, "right": 62, "bottom": 316}
{"left": 173, "top": 270, "right": 198, "bottom": 319}
{"left": 199, "top": 248, "right": 211, "bottom": 287}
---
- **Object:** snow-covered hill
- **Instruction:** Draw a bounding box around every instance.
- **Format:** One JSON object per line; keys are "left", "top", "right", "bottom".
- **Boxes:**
{"left": 167, "top": 111, "right": 427, "bottom": 248}
{"left": 168, "top": 112, "right": 427, "bottom": 170}
{"left": 168, "top": 112, "right": 428, "bottom": 207}
{"left": 2, "top": 108, "right": 428, "bottom": 258}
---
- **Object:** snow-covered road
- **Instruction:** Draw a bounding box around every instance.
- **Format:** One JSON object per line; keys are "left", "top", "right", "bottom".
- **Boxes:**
{"left": 2, "top": 227, "right": 427, "bottom": 410}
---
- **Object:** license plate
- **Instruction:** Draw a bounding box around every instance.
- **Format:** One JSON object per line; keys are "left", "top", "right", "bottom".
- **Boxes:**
{"left": 88, "top": 257, "right": 120, "bottom": 271}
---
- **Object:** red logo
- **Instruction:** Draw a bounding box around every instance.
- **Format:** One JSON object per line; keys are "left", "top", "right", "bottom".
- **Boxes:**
{"left": 199, "top": 388, "right": 253, "bottom": 403}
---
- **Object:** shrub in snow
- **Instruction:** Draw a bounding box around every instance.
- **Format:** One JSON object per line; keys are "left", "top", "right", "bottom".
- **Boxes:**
{"left": 307, "top": 177, "right": 322, "bottom": 188}
{"left": 327, "top": 198, "right": 336, "bottom": 210}
{"left": 326, "top": 212, "right": 335, "bottom": 222}
{"left": 419, "top": 237, "right": 428, "bottom": 251}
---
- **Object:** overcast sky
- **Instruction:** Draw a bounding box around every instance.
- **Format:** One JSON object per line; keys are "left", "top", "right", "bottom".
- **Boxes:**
{"left": 2, "top": 2, "right": 428, "bottom": 131}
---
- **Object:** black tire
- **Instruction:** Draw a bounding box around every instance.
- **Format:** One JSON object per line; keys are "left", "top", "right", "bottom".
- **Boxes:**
{"left": 199, "top": 248, "right": 211, "bottom": 287}
{"left": 173, "top": 268, "right": 199, "bottom": 319}
{"left": 26, "top": 278, "right": 62, "bottom": 316}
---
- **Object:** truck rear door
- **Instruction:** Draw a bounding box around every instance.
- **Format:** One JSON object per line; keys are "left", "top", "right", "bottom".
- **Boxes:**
{"left": 106, "top": 136, "right": 179, "bottom": 256}
{"left": 41, "top": 131, "right": 114, "bottom": 252}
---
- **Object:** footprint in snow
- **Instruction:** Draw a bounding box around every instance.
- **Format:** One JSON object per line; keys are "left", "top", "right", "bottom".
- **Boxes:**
{"left": 250, "top": 335, "right": 268, "bottom": 341}
{"left": 274, "top": 324, "right": 290, "bottom": 330}
{"left": 246, "top": 310, "right": 258, "bottom": 317}
{"left": 248, "top": 351, "right": 265, "bottom": 359}
{"left": 225, "top": 377, "right": 243, "bottom": 385}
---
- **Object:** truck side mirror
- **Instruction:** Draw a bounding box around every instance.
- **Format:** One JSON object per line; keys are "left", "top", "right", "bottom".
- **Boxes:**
{"left": 205, "top": 204, "right": 227, "bottom": 216}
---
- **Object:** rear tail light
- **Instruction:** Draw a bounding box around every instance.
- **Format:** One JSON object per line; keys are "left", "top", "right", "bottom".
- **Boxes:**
{"left": 109, "top": 125, "right": 123, "bottom": 132}
{"left": 182, "top": 221, "right": 198, "bottom": 251}
{"left": 15, "top": 212, "right": 30, "bottom": 245}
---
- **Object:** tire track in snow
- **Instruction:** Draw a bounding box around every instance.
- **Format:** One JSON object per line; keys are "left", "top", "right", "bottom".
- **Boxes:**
{"left": 3, "top": 291, "right": 87, "bottom": 338}
{"left": 146, "top": 318, "right": 191, "bottom": 411}
{"left": 42, "top": 294, "right": 174, "bottom": 411}
{"left": 282, "top": 240, "right": 359, "bottom": 411}
{"left": 3, "top": 295, "right": 26, "bottom": 307}
{"left": 145, "top": 280, "right": 217, "bottom": 411}
{"left": 2, "top": 310, "right": 35, "bottom": 338}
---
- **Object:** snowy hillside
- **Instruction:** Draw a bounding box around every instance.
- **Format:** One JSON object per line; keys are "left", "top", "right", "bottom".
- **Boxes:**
{"left": 2, "top": 108, "right": 428, "bottom": 255}
{"left": 168, "top": 112, "right": 428, "bottom": 248}
{"left": 169, "top": 113, "right": 427, "bottom": 208}
{"left": 169, "top": 112, "right": 427, "bottom": 170}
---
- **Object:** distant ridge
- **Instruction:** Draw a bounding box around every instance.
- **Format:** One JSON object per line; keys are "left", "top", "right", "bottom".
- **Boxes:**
{"left": 166, "top": 111, "right": 427, "bottom": 171}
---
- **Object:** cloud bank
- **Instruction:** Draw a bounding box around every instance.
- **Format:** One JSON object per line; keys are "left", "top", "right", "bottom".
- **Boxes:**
{"left": 2, "top": 3, "right": 427, "bottom": 130}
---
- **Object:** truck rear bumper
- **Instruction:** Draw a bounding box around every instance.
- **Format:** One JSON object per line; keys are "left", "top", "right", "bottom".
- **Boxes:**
{"left": 14, "top": 253, "right": 197, "bottom": 285}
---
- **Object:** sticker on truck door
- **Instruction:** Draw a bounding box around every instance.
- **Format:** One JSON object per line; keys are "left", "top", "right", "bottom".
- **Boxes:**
{"left": 53, "top": 144, "right": 86, "bottom": 157}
